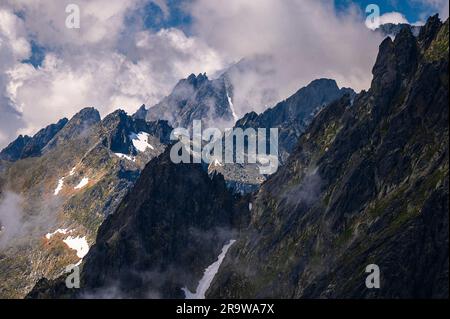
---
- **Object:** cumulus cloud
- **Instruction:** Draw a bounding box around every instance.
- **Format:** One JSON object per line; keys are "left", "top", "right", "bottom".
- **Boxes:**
{"left": 0, "top": 8, "right": 30, "bottom": 147}
{"left": 188, "top": 0, "right": 383, "bottom": 115}
{"left": 4, "top": 0, "right": 142, "bottom": 50}
{"left": 0, "top": 0, "right": 224, "bottom": 147}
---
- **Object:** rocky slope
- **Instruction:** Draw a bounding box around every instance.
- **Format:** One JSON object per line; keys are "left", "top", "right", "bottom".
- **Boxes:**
{"left": 0, "top": 108, "right": 171, "bottom": 298}
{"left": 207, "top": 16, "right": 449, "bottom": 299}
{"left": 9, "top": 15, "right": 450, "bottom": 300}
{"left": 28, "top": 149, "right": 250, "bottom": 299}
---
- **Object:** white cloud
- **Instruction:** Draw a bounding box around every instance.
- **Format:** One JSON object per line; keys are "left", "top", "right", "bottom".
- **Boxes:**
{"left": 0, "top": 1, "right": 224, "bottom": 147}
{"left": 7, "top": 30, "right": 223, "bottom": 137}
{"left": 413, "top": 0, "right": 449, "bottom": 20}
{"left": 151, "top": 0, "right": 170, "bottom": 19}
{"left": 0, "top": 8, "right": 30, "bottom": 147}
{"left": 0, "top": 191, "right": 23, "bottom": 248}
{"left": 188, "top": 0, "right": 383, "bottom": 115}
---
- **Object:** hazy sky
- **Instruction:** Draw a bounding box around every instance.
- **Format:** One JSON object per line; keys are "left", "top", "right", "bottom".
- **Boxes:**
{"left": 0, "top": 0, "right": 448, "bottom": 148}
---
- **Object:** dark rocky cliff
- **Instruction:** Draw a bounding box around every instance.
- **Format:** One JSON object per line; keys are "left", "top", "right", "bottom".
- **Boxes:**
{"left": 136, "top": 73, "right": 235, "bottom": 128}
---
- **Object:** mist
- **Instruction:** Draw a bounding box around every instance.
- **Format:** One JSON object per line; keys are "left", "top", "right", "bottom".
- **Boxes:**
{"left": 189, "top": 0, "right": 384, "bottom": 116}
{"left": 0, "top": 191, "right": 24, "bottom": 248}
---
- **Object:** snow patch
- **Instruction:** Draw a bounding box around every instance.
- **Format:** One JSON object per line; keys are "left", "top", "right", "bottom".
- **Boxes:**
{"left": 69, "top": 167, "right": 76, "bottom": 176}
{"left": 212, "top": 158, "right": 223, "bottom": 167}
{"left": 114, "top": 153, "right": 135, "bottom": 162}
{"left": 63, "top": 236, "right": 90, "bottom": 259}
{"left": 45, "top": 229, "right": 89, "bottom": 260}
{"left": 183, "top": 239, "right": 236, "bottom": 299}
{"left": 130, "top": 132, "right": 154, "bottom": 152}
{"left": 54, "top": 178, "right": 65, "bottom": 195}
{"left": 74, "top": 177, "right": 89, "bottom": 189}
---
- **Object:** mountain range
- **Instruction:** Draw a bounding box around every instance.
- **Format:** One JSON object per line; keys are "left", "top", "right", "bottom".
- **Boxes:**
{"left": 0, "top": 17, "right": 448, "bottom": 299}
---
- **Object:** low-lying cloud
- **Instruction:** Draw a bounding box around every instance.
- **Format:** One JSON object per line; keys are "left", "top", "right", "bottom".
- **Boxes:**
{"left": 0, "top": 191, "right": 23, "bottom": 248}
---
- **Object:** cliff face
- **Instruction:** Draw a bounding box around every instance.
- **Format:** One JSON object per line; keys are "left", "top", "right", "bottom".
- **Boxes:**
{"left": 208, "top": 16, "right": 449, "bottom": 299}
{"left": 28, "top": 149, "right": 249, "bottom": 299}
{"left": 235, "top": 78, "right": 355, "bottom": 162}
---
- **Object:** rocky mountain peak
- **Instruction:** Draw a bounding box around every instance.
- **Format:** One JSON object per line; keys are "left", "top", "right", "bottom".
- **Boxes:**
{"left": 101, "top": 109, "right": 128, "bottom": 125}
{"left": 98, "top": 108, "right": 172, "bottom": 156}
{"left": 0, "top": 118, "right": 68, "bottom": 162}
{"left": 72, "top": 107, "right": 101, "bottom": 123}
{"left": 371, "top": 15, "right": 444, "bottom": 115}
{"left": 132, "top": 104, "right": 147, "bottom": 120}
{"left": 206, "top": 15, "right": 448, "bottom": 299}
{"left": 377, "top": 23, "right": 421, "bottom": 38}
{"left": 0, "top": 135, "right": 32, "bottom": 161}
{"left": 186, "top": 72, "right": 209, "bottom": 88}
{"left": 234, "top": 78, "right": 354, "bottom": 161}
{"left": 307, "top": 78, "right": 339, "bottom": 91}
